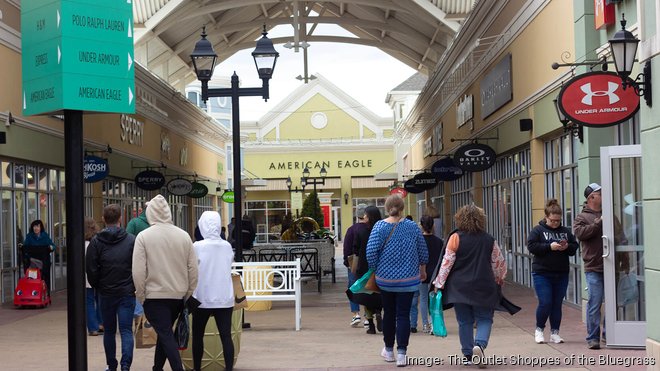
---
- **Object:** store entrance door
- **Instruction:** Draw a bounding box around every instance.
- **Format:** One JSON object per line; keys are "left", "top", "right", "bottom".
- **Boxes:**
{"left": 600, "top": 145, "right": 645, "bottom": 348}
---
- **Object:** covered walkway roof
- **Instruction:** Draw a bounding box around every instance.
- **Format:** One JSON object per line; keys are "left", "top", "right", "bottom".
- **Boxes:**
{"left": 132, "top": 0, "right": 476, "bottom": 90}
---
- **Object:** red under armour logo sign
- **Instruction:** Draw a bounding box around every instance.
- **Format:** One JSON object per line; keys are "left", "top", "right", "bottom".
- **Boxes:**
{"left": 580, "top": 82, "right": 620, "bottom": 105}
{"left": 557, "top": 72, "right": 640, "bottom": 128}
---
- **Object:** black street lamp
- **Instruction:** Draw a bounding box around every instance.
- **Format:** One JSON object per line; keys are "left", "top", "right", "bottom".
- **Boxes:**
{"left": 301, "top": 166, "right": 327, "bottom": 192}
{"left": 191, "top": 26, "right": 279, "bottom": 262}
{"left": 553, "top": 98, "right": 583, "bottom": 142}
{"left": 608, "top": 14, "right": 652, "bottom": 107}
{"left": 286, "top": 176, "right": 305, "bottom": 193}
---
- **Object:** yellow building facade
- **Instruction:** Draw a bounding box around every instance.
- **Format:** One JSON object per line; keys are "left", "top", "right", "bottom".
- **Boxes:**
{"left": 240, "top": 74, "right": 395, "bottom": 242}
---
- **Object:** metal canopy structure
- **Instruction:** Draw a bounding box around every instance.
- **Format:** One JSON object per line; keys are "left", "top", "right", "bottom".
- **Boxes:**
{"left": 132, "top": 0, "right": 476, "bottom": 90}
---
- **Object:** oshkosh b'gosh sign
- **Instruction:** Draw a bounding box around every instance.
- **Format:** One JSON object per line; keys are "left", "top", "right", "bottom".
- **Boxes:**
{"left": 558, "top": 72, "right": 639, "bottom": 127}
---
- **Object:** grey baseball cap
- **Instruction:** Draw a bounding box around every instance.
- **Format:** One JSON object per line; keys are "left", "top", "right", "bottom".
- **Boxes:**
{"left": 584, "top": 183, "right": 602, "bottom": 198}
{"left": 356, "top": 204, "right": 367, "bottom": 219}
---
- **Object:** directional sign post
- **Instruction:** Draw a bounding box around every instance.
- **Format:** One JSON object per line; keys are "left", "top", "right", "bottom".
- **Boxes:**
{"left": 22, "top": 0, "right": 135, "bottom": 115}
{"left": 21, "top": 2, "right": 135, "bottom": 370}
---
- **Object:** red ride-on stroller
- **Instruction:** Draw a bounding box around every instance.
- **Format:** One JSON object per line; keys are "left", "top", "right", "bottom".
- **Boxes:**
{"left": 14, "top": 258, "right": 51, "bottom": 308}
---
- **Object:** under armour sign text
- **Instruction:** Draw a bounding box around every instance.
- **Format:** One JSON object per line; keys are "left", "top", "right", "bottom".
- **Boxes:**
{"left": 454, "top": 143, "right": 496, "bottom": 172}
{"left": 558, "top": 72, "right": 640, "bottom": 127}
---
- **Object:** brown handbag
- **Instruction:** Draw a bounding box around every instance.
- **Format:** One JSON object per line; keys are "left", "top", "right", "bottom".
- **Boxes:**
{"left": 232, "top": 273, "right": 248, "bottom": 310}
{"left": 366, "top": 221, "right": 400, "bottom": 293}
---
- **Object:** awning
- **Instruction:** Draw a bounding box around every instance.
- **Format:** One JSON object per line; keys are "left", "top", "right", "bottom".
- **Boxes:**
{"left": 351, "top": 177, "right": 394, "bottom": 189}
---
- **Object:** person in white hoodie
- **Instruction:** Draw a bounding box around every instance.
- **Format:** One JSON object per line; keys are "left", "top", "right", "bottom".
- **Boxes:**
{"left": 191, "top": 211, "right": 235, "bottom": 371}
{"left": 132, "top": 195, "right": 198, "bottom": 371}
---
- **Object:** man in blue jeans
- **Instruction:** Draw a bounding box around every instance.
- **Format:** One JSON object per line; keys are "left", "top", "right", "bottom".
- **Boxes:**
{"left": 343, "top": 204, "right": 368, "bottom": 327}
{"left": 87, "top": 204, "right": 137, "bottom": 371}
{"left": 573, "top": 183, "right": 627, "bottom": 350}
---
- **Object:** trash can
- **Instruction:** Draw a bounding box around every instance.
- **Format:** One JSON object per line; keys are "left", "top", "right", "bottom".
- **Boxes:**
{"left": 180, "top": 309, "right": 243, "bottom": 370}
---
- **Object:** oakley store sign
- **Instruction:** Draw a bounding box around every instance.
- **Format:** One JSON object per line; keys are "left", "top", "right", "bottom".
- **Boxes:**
{"left": 557, "top": 72, "right": 640, "bottom": 127}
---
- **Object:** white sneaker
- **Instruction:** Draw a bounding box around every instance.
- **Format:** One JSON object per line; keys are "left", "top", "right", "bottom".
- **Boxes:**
{"left": 472, "top": 345, "right": 486, "bottom": 369}
{"left": 363, "top": 319, "right": 369, "bottom": 328}
{"left": 550, "top": 333, "right": 564, "bottom": 344}
{"left": 381, "top": 347, "right": 395, "bottom": 362}
{"left": 396, "top": 353, "right": 407, "bottom": 367}
{"left": 350, "top": 315, "right": 361, "bottom": 327}
{"left": 535, "top": 328, "right": 545, "bottom": 344}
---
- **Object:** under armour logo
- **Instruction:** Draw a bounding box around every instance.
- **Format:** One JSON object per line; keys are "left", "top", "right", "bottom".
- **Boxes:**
{"left": 580, "top": 82, "right": 620, "bottom": 105}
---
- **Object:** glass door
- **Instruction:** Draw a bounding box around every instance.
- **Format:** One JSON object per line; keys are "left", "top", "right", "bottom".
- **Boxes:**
{"left": 600, "top": 145, "right": 644, "bottom": 348}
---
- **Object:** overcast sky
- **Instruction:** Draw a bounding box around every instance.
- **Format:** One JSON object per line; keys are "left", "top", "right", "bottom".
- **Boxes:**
{"left": 212, "top": 24, "right": 417, "bottom": 121}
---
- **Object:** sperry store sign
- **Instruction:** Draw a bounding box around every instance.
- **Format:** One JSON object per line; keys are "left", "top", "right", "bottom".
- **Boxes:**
{"left": 21, "top": 1, "right": 135, "bottom": 115}
{"left": 557, "top": 72, "right": 639, "bottom": 127}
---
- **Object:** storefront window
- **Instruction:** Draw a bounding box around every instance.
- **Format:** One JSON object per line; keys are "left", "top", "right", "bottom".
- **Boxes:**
{"left": 544, "top": 133, "right": 580, "bottom": 304}
{"left": 352, "top": 198, "right": 386, "bottom": 220}
{"left": 450, "top": 173, "right": 473, "bottom": 230}
{"left": 193, "top": 196, "right": 214, "bottom": 225}
{"left": 483, "top": 149, "right": 531, "bottom": 288}
{"left": 245, "top": 199, "right": 291, "bottom": 243}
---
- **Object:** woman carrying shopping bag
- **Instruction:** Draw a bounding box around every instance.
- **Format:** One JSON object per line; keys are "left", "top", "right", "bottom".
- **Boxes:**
{"left": 366, "top": 195, "right": 428, "bottom": 366}
{"left": 191, "top": 211, "right": 235, "bottom": 371}
{"left": 432, "top": 204, "right": 507, "bottom": 368}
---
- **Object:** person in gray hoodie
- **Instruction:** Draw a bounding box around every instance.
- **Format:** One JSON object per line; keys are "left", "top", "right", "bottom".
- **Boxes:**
{"left": 191, "top": 211, "right": 235, "bottom": 371}
{"left": 132, "top": 195, "right": 198, "bottom": 371}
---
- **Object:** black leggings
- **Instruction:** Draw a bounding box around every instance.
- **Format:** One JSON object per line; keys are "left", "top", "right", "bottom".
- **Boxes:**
{"left": 192, "top": 307, "right": 234, "bottom": 371}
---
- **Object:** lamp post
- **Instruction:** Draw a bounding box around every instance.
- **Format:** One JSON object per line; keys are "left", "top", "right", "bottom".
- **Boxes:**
{"left": 553, "top": 98, "right": 583, "bottom": 142}
{"left": 286, "top": 176, "right": 305, "bottom": 218}
{"left": 191, "top": 26, "right": 279, "bottom": 262}
{"left": 301, "top": 166, "right": 327, "bottom": 192}
{"left": 608, "top": 14, "right": 652, "bottom": 107}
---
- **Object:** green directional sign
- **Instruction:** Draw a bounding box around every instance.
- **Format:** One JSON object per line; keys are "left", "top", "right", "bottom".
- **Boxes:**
{"left": 22, "top": 0, "right": 135, "bottom": 115}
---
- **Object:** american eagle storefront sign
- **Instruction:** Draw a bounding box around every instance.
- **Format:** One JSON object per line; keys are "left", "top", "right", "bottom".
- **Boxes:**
{"left": 558, "top": 72, "right": 640, "bottom": 127}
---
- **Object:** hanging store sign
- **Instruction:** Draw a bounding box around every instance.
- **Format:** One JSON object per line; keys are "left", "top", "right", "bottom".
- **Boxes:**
{"left": 594, "top": 0, "right": 615, "bottom": 30}
{"left": 135, "top": 170, "right": 165, "bottom": 190}
{"left": 166, "top": 178, "right": 192, "bottom": 196}
{"left": 454, "top": 143, "right": 496, "bottom": 172}
{"left": 188, "top": 182, "right": 208, "bottom": 198}
{"left": 83, "top": 156, "right": 109, "bottom": 183}
{"left": 557, "top": 71, "right": 639, "bottom": 127}
{"left": 407, "top": 172, "right": 439, "bottom": 192}
{"left": 403, "top": 178, "right": 424, "bottom": 194}
{"left": 431, "top": 157, "right": 463, "bottom": 181}
{"left": 222, "top": 190, "right": 235, "bottom": 203}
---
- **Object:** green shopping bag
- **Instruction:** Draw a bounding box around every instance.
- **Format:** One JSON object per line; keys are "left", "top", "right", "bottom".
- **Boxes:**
{"left": 350, "top": 268, "right": 378, "bottom": 294}
{"left": 429, "top": 291, "right": 447, "bottom": 337}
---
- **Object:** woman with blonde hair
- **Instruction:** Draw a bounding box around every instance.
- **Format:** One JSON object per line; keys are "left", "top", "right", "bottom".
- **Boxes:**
{"left": 366, "top": 195, "right": 428, "bottom": 366}
{"left": 527, "top": 199, "right": 578, "bottom": 344}
{"left": 433, "top": 204, "right": 507, "bottom": 368}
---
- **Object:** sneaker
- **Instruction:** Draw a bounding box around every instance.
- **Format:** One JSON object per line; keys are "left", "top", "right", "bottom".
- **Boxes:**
{"left": 587, "top": 339, "right": 601, "bottom": 349}
{"left": 98, "top": 325, "right": 104, "bottom": 333}
{"left": 472, "top": 345, "right": 487, "bottom": 369}
{"left": 375, "top": 313, "right": 383, "bottom": 332}
{"left": 549, "top": 331, "right": 564, "bottom": 344}
{"left": 88, "top": 331, "right": 99, "bottom": 336}
{"left": 350, "top": 315, "right": 361, "bottom": 327}
{"left": 381, "top": 347, "right": 395, "bottom": 362}
{"left": 410, "top": 327, "right": 418, "bottom": 333}
{"left": 462, "top": 357, "right": 473, "bottom": 366}
{"left": 363, "top": 319, "right": 369, "bottom": 328}
{"left": 422, "top": 323, "right": 431, "bottom": 333}
{"left": 396, "top": 353, "right": 407, "bottom": 367}
{"left": 534, "top": 328, "right": 545, "bottom": 344}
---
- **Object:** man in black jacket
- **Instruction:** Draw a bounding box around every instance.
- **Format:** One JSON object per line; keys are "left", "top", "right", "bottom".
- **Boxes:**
{"left": 232, "top": 214, "right": 256, "bottom": 250}
{"left": 87, "top": 204, "right": 136, "bottom": 371}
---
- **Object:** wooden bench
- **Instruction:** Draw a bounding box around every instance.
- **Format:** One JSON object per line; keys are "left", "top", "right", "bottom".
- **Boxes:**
{"left": 231, "top": 260, "right": 302, "bottom": 331}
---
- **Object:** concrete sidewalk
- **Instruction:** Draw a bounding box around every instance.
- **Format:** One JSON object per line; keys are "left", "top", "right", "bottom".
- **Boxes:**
{"left": 0, "top": 249, "right": 652, "bottom": 370}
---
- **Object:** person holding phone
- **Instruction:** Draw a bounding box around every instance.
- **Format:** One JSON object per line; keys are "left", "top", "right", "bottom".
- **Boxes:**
{"left": 527, "top": 199, "right": 578, "bottom": 345}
